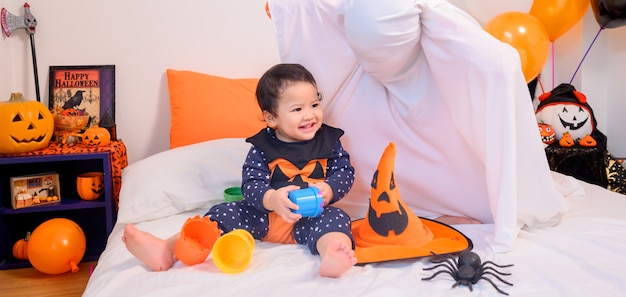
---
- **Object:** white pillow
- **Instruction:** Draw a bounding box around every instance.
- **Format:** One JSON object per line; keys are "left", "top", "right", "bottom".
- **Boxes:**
{"left": 116, "top": 138, "right": 251, "bottom": 224}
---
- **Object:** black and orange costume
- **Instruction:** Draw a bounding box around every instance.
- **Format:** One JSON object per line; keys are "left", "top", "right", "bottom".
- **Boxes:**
{"left": 205, "top": 125, "right": 355, "bottom": 254}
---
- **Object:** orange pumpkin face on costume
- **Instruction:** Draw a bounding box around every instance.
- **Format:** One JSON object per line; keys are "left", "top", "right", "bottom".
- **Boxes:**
{"left": 268, "top": 158, "right": 327, "bottom": 185}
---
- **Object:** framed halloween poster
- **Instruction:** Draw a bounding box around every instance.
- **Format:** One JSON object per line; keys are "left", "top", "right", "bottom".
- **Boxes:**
{"left": 48, "top": 65, "right": 116, "bottom": 130}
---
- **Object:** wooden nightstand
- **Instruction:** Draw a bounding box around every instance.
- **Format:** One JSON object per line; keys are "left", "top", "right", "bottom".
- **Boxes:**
{"left": 0, "top": 141, "right": 127, "bottom": 270}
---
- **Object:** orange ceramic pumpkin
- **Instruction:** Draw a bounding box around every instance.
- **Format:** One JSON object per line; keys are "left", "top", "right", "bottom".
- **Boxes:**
{"left": 27, "top": 218, "right": 86, "bottom": 274}
{"left": 559, "top": 132, "right": 575, "bottom": 147}
{"left": 12, "top": 232, "right": 31, "bottom": 260}
{"left": 0, "top": 93, "right": 54, "bottom": 154}
{"left": 82, "top": 125, "right": 111, "bottom": 147}
{"left": 579, "top": 134, "right": 597, "bottom": 147}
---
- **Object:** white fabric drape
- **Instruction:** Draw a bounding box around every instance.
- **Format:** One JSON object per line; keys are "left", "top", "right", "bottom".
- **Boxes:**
{"left": 268, "top": 0, "right": 569, "bottom": 252}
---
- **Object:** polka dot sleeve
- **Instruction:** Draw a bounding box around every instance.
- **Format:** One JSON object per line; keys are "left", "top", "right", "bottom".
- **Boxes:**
{"left": 326, "top": 140, "right": 355, "bottom": 204}
{"left": 241, "top": 145, "right": 272, "bottom": 212}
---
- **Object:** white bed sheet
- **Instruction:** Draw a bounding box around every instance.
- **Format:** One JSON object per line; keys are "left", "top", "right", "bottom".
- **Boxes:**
{"left": 83, "top": 139, "right": 626, "bottom": 296}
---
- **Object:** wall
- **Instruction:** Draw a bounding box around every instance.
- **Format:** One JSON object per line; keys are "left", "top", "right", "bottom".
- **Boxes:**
{"left": 0, "top": 0, "right": 279, "bottom": 164}
{"left": 1, "top": 0, "right": 625, "bottom": 165}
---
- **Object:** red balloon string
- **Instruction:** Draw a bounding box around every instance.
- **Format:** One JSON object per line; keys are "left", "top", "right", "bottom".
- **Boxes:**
{"left": 538, "top": 73, "right": 545, "bottom": 94}
{"left": 570, "top": 26, "right": 605, "bottom": 84}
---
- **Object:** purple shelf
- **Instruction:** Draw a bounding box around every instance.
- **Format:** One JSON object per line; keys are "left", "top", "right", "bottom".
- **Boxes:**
{"left": 0, "top": 151, "right": 116, "bottom": 270}
{"left": 0, "top": 198, "right": 106, "bottom": 215}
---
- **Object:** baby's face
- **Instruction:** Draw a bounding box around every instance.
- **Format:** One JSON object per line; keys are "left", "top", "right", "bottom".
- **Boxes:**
{"left": 269, "top": 82, "right": 323, "bottom": 143}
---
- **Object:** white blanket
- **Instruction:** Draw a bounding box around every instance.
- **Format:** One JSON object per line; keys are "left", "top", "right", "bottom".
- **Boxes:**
{"left": 269, "top": 0, "right": 568, "bottom": 252}
{"left": 83, "top": 139, "right": 626, "bottom": 297}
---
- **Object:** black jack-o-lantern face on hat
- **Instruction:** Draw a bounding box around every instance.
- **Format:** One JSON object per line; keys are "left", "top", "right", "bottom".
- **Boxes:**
{"left": 368, "top": 167, "right": 409, "bottom": 237}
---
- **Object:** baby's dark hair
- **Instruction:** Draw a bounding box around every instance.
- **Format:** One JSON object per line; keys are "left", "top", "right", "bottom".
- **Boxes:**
{"left": 255, "top": 63, "right": 320, "bottom": 115}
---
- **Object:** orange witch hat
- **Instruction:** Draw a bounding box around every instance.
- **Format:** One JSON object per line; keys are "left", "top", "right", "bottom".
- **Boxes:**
{"left": 351, "top": 142, "right": 472, "bottom": 264}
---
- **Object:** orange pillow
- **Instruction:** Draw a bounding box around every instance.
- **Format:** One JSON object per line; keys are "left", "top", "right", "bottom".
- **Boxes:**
{"left": 166, "top": 69, "right": 266, "bottom": 149}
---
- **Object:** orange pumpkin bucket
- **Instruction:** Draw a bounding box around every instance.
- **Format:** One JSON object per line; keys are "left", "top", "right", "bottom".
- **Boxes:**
{"left": 174, "top": 215, "right": 220, "bottom": 266}
{"left": 76, "top": 172, "right": 104, "bottom": 201}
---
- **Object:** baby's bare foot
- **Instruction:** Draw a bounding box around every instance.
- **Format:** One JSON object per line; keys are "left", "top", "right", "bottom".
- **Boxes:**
{"left": 319, "top": 239, "right": 357, "bottom": 278}
{"left": 122, "top": 224, "right": 176, "bottom": 271}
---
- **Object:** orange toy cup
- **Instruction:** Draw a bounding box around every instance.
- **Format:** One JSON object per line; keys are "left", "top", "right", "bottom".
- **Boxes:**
{"left": 212, "top": 229, "right": 255, "bottom": 273}
{"left": 174, "top": 215, "right": 220, "bottom": 266}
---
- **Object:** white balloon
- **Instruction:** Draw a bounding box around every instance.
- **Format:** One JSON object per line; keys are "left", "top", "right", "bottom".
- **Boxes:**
{"left": 459, "top": 0, "right": 533, "bottom": 25}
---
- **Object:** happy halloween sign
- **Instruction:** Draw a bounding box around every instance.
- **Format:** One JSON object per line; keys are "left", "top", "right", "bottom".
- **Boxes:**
{"left": 53, "top": 70, "right": 100, "bottom": 88}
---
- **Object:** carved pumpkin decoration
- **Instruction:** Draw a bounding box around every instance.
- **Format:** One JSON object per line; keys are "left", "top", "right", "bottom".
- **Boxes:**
{"left": 535, "top": 83, "right": 596, "bottom": 142}
{"left": 559, "top": 132, "right": 576, "bottom": 147}
{"left": 579, "top": 134, "right": 597, "bottom": 147}
{"left": 351, "top": 142, "right": 472, "bottom": 264}
{"left": 174, "top": 215, "right": 220, "bottom": 266}
{"left": 76, "top": 172, "right": 104, "bottom": 200}
{"left": 82, "top": 126, "right": 111, "bottom": 147}
{"left": 538, "top": 123, "right": 556, "bottom": 145}
{"left": 0, "top": 93, "right": 54, "bottom": 154}
{"left": 12, "top": 232, "right": 30, "bottom": 260}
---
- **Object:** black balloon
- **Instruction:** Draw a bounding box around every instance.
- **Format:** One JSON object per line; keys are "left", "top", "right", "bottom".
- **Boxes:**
{"left": 591, "top": 0, "right": 626, "bottom": 28}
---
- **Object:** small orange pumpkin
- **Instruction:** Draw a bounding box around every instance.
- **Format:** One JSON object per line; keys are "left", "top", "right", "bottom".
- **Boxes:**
{"left": 82, "top": 125, "right": 111, "bottom": 147}
{"left": 12, "top": 231, "right": 31, "bottom": 260}
{"left": 579, "top": 134, "right": 597, "bottom": 147}
{"left": 559, "top": 132, "right": 575, "bottom": 147}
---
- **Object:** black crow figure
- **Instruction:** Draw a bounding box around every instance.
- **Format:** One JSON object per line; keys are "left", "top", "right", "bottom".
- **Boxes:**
{"left": 62, "top": 90, "right": 85, "bottom": 109}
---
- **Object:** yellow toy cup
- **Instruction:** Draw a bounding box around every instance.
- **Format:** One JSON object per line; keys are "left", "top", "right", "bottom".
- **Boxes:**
{"left": 174, "top": 215, "right": 220, "bottom": 266}
{"left": 212, "top": 229, "right": 255, "bottom": 273}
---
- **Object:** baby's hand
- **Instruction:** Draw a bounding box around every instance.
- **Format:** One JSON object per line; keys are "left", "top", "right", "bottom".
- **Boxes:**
{"left": 311, "top": 182, "right": 332, "bottom": 206}
{"left": 266, "top": 185, "right": 302, "bottom": 223}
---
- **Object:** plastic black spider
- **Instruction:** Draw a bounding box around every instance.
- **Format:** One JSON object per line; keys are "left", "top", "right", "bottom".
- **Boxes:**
{"left": 422, "top": 251, "right": 514, "bottom": 295}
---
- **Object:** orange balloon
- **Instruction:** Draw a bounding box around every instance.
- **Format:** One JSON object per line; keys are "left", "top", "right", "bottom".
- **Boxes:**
{"left": 484, "top": 12, "right": 550, "bottom": 83}
{"left": 530, "top": 0, "right": 589, "bottom": 41}
{"left": 27, "top": 218, "right": 86, "bottom": 274}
